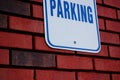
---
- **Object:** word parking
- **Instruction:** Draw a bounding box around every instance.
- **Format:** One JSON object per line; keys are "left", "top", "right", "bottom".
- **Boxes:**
{"left": 50, "top": 0, "right": 94, "bottom": 23}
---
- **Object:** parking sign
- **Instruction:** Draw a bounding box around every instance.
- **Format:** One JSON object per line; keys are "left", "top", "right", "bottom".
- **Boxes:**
{"left": 43, "top": 0, "right": 101, "bottom": 53}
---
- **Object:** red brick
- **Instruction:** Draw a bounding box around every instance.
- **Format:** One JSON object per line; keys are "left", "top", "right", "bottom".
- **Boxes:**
{"left": 33, "top": 5, "right": 43, "bottom": 18}
{"left": 106, "top": 20, "right": 120, "bottom": 33}
{"left": 78, "top": 72, "right": 110, "bottom": 80}
{"left": 109, "top": 46, "right": 120, "bottom": 58}
{"left": 118, "top": 10, "right": 120, "bottom": 19}
{"left": 35, "top": 36, "right": 74, "bottom": 54}
{"left": 98, "top": 18, "right": 105, "bottom": 30}
{"left": 0, "top": 49, "right": 9, "bottom": 64}
{"left": 94, "top": 58, "right": 120, "bottom": 72}
{"left": 112, "top": 74, "right": 120, "bottom": 80}
{"left": 0, "top": 68, "right": 33, "bottom": 80}
{"left": 97, "top": 5, "right": 117, "bottom": 19}
{"left": 0, "top": 31, "right": 32, "bottom": 49}
{"left": 97, "top": 0, "right": 102, "bottom": 4}
{"left": 57, "top": 55, "right": 93, "bottom": 70}
{"left": 36, "top": 70, "right": 75, "bottom": 80}
{"left": 10, "top": 16, "right": 44, "bottom": 33}
{"left": 31, "top": 0, "right": 43, "bottom": 3}
{"left": 100, "top": 31, "right": 120, "bottom": 45}
{"left": 77, "top": 45, "right": 109, "bottom": 57}
{"left": 104, "top": 0, "right": 120, "bottom": 8}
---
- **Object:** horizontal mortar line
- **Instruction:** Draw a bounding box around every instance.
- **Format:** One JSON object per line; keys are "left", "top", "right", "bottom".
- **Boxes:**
{"left": 100, "top": 29, "right": 120, "bottom": 35}
{"left": 0, "top": 29, "right": 44, "bottom": 36}
{"left": 0, "top": 10, "right": 44, "bottom": 21}
{"left": 0, "top": 65, "right": 120, "bottom": 74}
{"left": 101, "top": 42, "right": 120, "bottom": 47}
{"left": 5, "top": 46, "right": 120, "bottom": 60}
{"left": 0, "top": 47, "right": 119, "bottom": 61}
{"left": 98, "top": 16, "right": 120, "bottom": 22}
{"left": 97, "top": 3, "right": 120, "bottom": 10}
{"left": 19, "top": 0, "right": 43, "bottom": 6}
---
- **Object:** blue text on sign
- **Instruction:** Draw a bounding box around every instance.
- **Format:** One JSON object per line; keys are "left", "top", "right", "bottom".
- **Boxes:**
{"left": 50, "top": 0, "right": 94, "bottom": 23}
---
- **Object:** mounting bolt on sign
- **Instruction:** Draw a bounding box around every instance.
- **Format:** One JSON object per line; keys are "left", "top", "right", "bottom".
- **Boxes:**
{"left": 43, "top": 0, "right": 101, "bottom": 53}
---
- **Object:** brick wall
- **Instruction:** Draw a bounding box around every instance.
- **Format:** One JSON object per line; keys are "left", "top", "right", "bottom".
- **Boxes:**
{"left": 0, "top": 0, "right": 120, "bottom": 80}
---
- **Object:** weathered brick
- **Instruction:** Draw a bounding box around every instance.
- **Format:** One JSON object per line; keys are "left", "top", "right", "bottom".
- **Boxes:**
{"left": 0, "top": 49, "right": 9, "bottom": 64}
{"left": 94, "top": 58, "right": 120, "bottom": 72}
{"left": 104, "top": 0, "right": 120, "bottom": 8}
{"left": 36, "top": 70, "right": 75, "bottom": 80}
{"left": 0, "top": 31, "right": 32, "bottom": 49}
{"left": 0, "top": 68, "right": 33, "bottom": 80}
{"left": 57, "top": 55, "right": 93, "bottom": 70}
{"left": 109, "top": 46, "right": 120, "bottom": 58}
{"left": 35, "top": 36, "right": 75, "bottom": 54}
{"left": 100, "top": 31, "right": 120, "bottom": 45}
{"left": 0, "top": 0, "right": 30, "bottom": 16}
{"left": 77, "top": 45, "right": 109, "bottom": 57}
{"left": 98, "top": 18, "right": 105, "bottom": 30}
{"left": 0, "top": 14, "right": 7, "bottom": 28}
{"left": 10, "top": 16, "right": 44, "bottom": 33}
{"left": 97, "top": 5, "right": 117, "bottom": 19}
{"left": 106, "top": 20, "right": 120, "bottom": 33}
{"left": 112, "top": 74, "right": 120, "bottom": 80}
{"left": 78, "top": 72, "right": 110, "bottom": 80}
{"left": 12, "top": 50, "right": 56, "bottom": 67}
{"left": 33, "top": 5, "right": 43, "bottom": 18}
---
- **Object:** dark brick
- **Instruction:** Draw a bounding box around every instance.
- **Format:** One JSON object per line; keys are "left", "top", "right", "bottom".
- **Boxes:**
{"left": 0, "top": 14, "right": 7, "bottom": 28}
{"left": 0, "top": 0, "right": 30, "bottom": 16}
{"left": 12, "top": 50, "right": 56, "bottom": 67}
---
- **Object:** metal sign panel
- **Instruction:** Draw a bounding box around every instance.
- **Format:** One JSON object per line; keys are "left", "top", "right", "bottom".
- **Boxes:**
{"left": 43, "top": 0, "right": 101, "bottom": 53}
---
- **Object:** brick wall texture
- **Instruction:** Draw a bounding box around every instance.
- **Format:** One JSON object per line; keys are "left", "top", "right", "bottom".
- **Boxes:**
{"left": 0, "top": 0, "right": 120, "bottom": 80}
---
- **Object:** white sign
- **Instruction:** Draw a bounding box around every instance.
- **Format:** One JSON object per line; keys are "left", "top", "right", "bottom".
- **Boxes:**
{"left": 43, "top": 0, "right": 101, "bottom": 53}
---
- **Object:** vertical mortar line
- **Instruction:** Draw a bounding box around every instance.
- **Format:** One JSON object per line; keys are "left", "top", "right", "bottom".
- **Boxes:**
{"left": 7, "top": 15, "right": 10, "bottom": 29}
{"left": 107, "top": 45, "right": 111, "bottom": 57}
{"left": 75, "top": 71, "right": 78, "bottom": 80}
{"left": 75, "top": 51, "right": 77, "bottom": 55}
{"left": 34, "top": 69, "right": 36, "bottom": 80}
{"left": 92, "top": 58, "right": 96, "bottom": 70}
{"left": 55, "top": 54, "right": 58, "bottom": 69}
{"left": 104, "top": 19, "right": 107, "bottom": 30}
{"left": 110, "top": 73, "right": 112, "bottom": 80}
{"left": 32, "top": 35, "right": 35, "bottom": 50}
{"left": 116, "top": 9, "right": 118, "bottom": 19}
{"left": 102, "top": 0, "right": 104, "bottom": 4}
{"left": 30, "top": 3, "right": 33, "bottom": 17}
{"left": 9, "top": 49, "right": 12, "bottom": 65}
{"left": 119, "top": 34, "right": 120, "bottom": 45}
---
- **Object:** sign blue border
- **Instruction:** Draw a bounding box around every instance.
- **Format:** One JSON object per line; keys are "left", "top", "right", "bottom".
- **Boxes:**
{"left": 44, "top": 0, "right": 101, "bottom": 53}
